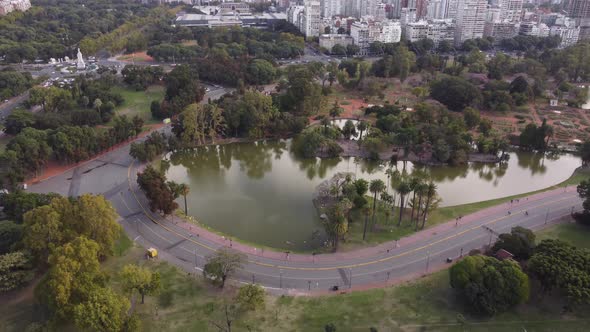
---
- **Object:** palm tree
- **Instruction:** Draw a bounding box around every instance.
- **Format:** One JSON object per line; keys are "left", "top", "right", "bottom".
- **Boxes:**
{"left": 413, "top": 182, "right": 428, "bottom": 231}
{"left": 388, "top": 169, "right": 401, "bottom": 220}
{"left": 421, "top": 182, "right": 438, "bottom": 229}
{"left": 357, "top": 121, "right": 368, "bottom": 141}
{"left": 178, "top": 183, "right": 190, "bottom": 216}
{"left": 380, "top": 192, "right": 393, "bottom": 224}
{"left": 362, "top": 206, "right": 371, "bottom": 241}
{"left": 408, "top": 177, "right": 422, "bottom": 224}
{"left": 333, "top": 218, "right": 348, "bottom": 250}
{"left": 397, "top": 181, "right": 412, "bottom": 227}
{"left": 369, "top": 179, "right": 386, "bottom": 231}
{"left": 544, "top": 125, "right": 554, "bottom": 151}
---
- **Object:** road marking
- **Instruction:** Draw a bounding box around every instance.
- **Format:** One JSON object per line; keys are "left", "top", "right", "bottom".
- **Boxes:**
{"left": 126, "top": 160, "right": 580, "bottom": 272}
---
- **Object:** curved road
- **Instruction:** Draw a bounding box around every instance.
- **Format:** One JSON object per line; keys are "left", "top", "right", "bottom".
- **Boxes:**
{"left": 28, "top": 133, "right": 584, "bottom": 294}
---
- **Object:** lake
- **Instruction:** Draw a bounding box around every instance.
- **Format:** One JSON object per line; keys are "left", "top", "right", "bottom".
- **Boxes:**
{"left": 163, "top": 140, "right": 579, "bottom": 250}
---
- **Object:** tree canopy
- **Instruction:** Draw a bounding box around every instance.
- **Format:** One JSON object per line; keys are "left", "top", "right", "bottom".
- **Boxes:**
{"left": 450, "top": 255, "right": 529, "bottom": 315}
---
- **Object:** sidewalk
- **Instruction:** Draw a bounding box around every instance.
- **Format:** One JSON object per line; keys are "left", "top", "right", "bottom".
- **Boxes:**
{"left": 152, "top": 179, "right": 575, "bottom": 264}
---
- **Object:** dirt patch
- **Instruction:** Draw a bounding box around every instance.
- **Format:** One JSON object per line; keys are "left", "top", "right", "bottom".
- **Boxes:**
{"left": 117, "top": 51, "right": 155, "bottom": 63}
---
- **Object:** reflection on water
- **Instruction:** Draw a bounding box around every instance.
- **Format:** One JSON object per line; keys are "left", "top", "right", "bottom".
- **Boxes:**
{"left": 164, "top": 139, "right": 580, "bottom": 250}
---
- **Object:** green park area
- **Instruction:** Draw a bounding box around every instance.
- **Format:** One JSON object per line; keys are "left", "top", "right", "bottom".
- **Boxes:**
{"left": 2, "top": 220, "right": 588, "bottom": 332}
{"left": 113, "top": 85, "right": 165, "bottom": 125}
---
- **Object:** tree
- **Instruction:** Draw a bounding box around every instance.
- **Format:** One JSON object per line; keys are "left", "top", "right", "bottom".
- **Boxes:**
{"left": 327, "top": 61, "right": 339, "bottom": 86}
{"left": 342, "top": 120, "right": 357, "bottom": 139}
{"left": 137, "top": 165, "right": 179, "bottom": 216}
{"left": 529, "top": 239, "right": 590, "bottom": 308}
{"left": 356, "top": 121, "right": 368, "bottom": 141}
{"left": 120, "top": 264, "right": 161, "bottom": 304}
{"left": 0, "top": 221, "right": 23, "bottom": 255}
{"left": 491, "top": 226, "right": 536, "bottom": 260}
{"left": 396, "top": 181, "right": 412, "bottom": 226}
{"left": 450, "top": 255, "right": 529, "bottom": 315}
{"left": 509, "top": 76, "right": 530, "bottom": 94}
{"left": 420, "top": 182, "right": 438, "bottom": 229}
{"left": 3, "top": 109, "right": 35, "bottom": 135}
{"left": 178, "top": 183, "right": 190, "bottom": 216}
{"left": 0, "top": 191, "right": 58, "bottom": 222}
{"left": 463, "top": 107, "right": 480, "bottom": 129}
{"left": 47, "top": 236, "right": 103, "bottom": 318}
{"left": 0, "top": 251, "right": 34, "bottom": 292}
{"left": 329, "top": 101, "right": 342, "bottom": 120}
{"left": 346, "top": 44, "right": 360, "bottom": 56}
{"left": 235, "top": 284, "right": 265, "bottom": 311}
{"left": 478, "top": 118, "right": 493, "bottom": 136}
{"left": 331, "top": 44, "right": 347, "bottom": 56}
{"left": 7, "top": 127, "right": 52, "bottom": 174}
{"left": 325, "top": 201, "right": 349, "bottom": 249}
{"left": 368, "top": 180, "right": 385, "bottom": 235}
{"left": 574, "top": 179, "right": 590, "bottom": 225}
{"left": 203, "top": 248, "right": 246, "bottom": 288}
{"left": 23, "top": 194, "right": 121, "bottom": 261}
{"left": 246, "top": 59, "right": 277, "bottom": 85}
{"left": 578, "top": 140, "right": 590, "bottom": 166}
{"left": 430, "top": 76, "right": 481, "bottom": 111}
{"left": 73, "top": 287, "right": 131, "bottom": 332}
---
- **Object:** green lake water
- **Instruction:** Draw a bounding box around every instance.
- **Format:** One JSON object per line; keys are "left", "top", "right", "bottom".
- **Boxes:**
{"left": 164, "top": 140, "right": 579, "bottom": 250}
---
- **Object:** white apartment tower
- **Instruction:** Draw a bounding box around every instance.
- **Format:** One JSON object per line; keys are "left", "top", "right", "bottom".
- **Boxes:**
{"left": 498, "top": 0, "right": 523, "bottom": 22}
{"left": 454, "top": 0, "right": 487, "bottom": 45}
{"left": 427, "top": 0, "right": 444, "bottom": 19}
{"left": 303, "top": 0, "right": 321, "bottom": 37}
{"left": 322, "top": 0, "right": 343, "bottom": 18}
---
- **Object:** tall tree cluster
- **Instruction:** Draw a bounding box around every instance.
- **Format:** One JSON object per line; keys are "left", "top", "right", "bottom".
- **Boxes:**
{"left": 136, "top": 165, "right": 179, "bottom": 215}
{"left": 450, "top": 255, "right": 530, "bottom": 315}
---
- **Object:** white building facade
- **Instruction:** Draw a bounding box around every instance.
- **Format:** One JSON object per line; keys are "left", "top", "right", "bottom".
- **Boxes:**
{"left": 454, "top": 0, "right": 487, "bottom": 46}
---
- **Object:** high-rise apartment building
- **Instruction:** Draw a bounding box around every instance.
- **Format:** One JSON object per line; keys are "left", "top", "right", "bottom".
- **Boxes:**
{"left": 498, "top": 0, "right": 523, "bottom": 22}
{"left": 322, "top": 0, "right": 343, "bottom": 18}
{"left": 427, "top": 0, "right": 444, "bottom": 19}
{"left": 564, "top": 0, "right": 590, "bottom": 40}
{"left": 454, "top": 0, "right": 487, "bottom": 45}
{"left": 565, "top": 0, "right": 590, "bottom": 19}
{"left": 303, "top": 0, "right": 322, "bottom": 37}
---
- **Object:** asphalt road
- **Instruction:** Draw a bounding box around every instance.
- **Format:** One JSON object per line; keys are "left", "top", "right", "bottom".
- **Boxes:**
{"left": 28, "top": 127, "right": 584, "bottom": 294}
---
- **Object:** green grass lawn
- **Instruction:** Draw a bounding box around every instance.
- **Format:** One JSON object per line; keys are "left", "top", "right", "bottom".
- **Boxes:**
{"left": 2, "top": 227, "right": 589, "bottom": 331}
{"left": 538, "top": 221, "right": 590, "bottom": 249}
{"left": 98, "top": 236, "right": 590, "bottom": 332}
{"left": 112, "top": 85, "right": 165, "bottom": 125}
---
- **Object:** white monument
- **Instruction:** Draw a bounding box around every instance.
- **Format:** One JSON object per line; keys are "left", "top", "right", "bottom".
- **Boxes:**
{"left": 76, "top": 48, "right": 86, "bottom": 70}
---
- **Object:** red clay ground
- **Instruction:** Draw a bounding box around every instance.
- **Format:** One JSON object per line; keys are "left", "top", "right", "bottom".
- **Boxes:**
{"left": 116, "top": 51, "right": 155, "bottom": 63}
